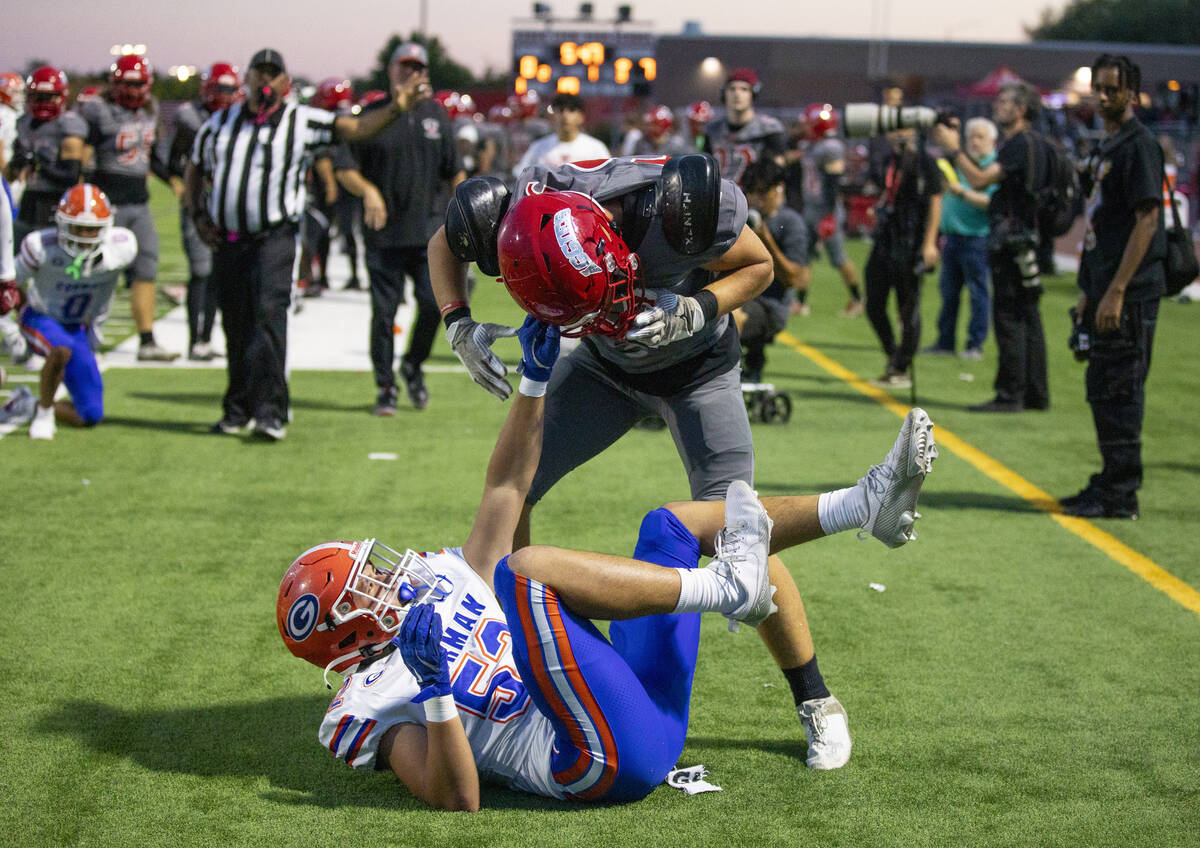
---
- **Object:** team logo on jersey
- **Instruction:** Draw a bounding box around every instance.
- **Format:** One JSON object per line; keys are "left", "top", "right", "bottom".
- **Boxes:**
{"left": 552, "top": 208, "right": 602, "bottom": 276}
{"left": 285, "top": 593, "right": 320, "bottom": 642}
{"left": 422, "top": 118, "right": 442, "bottom": 140}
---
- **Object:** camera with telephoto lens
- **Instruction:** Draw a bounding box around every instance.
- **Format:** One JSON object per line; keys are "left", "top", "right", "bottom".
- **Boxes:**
{"left": 1068, "top": 306, "right": 1090, "bottom": 361}
{"left": 843, "top": 104, "right": 954, "bottom": 137}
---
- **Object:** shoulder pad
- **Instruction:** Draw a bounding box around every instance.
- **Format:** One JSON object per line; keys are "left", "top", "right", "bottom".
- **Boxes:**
{"left": 445, "top": 176, "right": 510, "bottom": 277}
{"left": 659, "top": 154, "right": 721, "bottom": 255}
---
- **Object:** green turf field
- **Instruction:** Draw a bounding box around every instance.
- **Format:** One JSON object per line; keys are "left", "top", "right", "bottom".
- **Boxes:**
{"left": 1, "top": 183, "right": 1197, "bottom": 847}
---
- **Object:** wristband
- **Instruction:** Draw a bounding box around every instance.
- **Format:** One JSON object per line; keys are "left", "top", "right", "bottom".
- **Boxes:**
{"left": 422, "top": 694, "right": 459, "bottom": 723}
{"left": 442, "top": 305, "right": 471, "bottom": 329}
{"left": 694, "top": 289, "right": 719, "bottom": 323}
{"left": 518, "top": 376, "right": 548, "bottom": 397}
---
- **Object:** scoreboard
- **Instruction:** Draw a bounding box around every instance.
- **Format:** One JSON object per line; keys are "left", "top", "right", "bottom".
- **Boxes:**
{"left": 512, "top": 28, "right": 657, "bottom": 98}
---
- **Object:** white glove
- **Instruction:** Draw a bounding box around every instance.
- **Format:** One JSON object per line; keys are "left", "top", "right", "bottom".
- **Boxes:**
{"left": 446, "top": 317, "right": 519, "bottom": 400}
{"left": 625, "top": 291, "right": 706, "bottom": 348}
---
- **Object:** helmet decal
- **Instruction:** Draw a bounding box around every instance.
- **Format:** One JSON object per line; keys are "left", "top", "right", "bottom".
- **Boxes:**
{"left": 285, "top": 593, "right": 320, "bottom": 642}
{"left": 553, "top": 208, "right": 602, "bottom": 277}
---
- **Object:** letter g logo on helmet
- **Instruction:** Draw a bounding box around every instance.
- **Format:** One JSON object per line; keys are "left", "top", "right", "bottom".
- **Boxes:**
{"left": 286, "top": 593, "right": 320, "bottom": 642}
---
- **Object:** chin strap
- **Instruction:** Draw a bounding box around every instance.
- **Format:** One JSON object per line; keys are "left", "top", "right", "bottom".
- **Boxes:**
{"left": 322, "top": 642, "right": 397, "bottom": 689}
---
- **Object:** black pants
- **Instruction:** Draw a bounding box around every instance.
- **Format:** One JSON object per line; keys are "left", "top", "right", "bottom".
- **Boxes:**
{"left": 990, "top": 256, "right": 1048, "bottom": 408}
{"left": 865, "top": 245, "right": 922, "bottom": 374}
{"left": 213, "top": 225, "right": 296, "bottom": 426}
{"left": 365, "top": 245, "right": 438, "bottom": 389}
{"left": 1084, "top": 297, "right": 1158, "bottom": 505}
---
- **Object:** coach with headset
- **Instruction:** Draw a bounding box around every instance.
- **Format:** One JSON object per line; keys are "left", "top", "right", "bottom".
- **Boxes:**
{"left": 184, "top": 48, "right": 423, "bottom": 441}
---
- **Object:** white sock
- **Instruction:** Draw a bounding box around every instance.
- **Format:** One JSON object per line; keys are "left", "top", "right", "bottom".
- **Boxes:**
{"left": 818, "top": 485, "right": 869, "bottom": 535}
{"left": 673, "top": 565, "right": 741, "bottom": 615}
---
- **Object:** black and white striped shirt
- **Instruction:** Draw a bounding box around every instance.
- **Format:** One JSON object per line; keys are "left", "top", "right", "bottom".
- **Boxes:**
{"left": 190, "top": 101, "right": 336, "bottom": 236}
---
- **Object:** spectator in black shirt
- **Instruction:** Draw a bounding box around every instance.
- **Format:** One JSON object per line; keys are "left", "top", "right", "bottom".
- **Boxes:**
{"left": 864, "top": 128, "right": 942, "bottom": 389}
{"left": 1060, "top": 55, "right": 1165, "bottom": 520}
{"left": 335, "top": 42, "right": 464, "bottom": 415}
{"left": 934, "top": 83, "right": 1050, "bottom": 412}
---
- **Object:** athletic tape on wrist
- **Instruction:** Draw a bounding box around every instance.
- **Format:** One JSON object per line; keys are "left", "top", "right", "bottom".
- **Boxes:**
{"left": 694, "top": 289, "right": 719, "bottom": 323}
{"left": 423, "top": 694, "right": 458, "bottom": 723}
{"left": 518, "top": 376, "right": 548, "bottom": 397}
{"left": 442, "top": 305, "right": 471, "bottom": 329}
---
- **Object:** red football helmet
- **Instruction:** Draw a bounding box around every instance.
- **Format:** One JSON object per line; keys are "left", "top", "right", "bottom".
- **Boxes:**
{"left": 201, "top": 62, "right": 241, "bottom": 112}
{"left": 687, "top": 100, "right": 713, "bottom": 133}
{"left": 0, "top": 72, "right": 23, "bottom": 111}
{"left": 313, "top": 76, "right": 353, "bottom": 112}
{"left": 277, "top": 539, "right": 448, "bottom": 678}
{"left": 26, "top": 66, "right": 68, "bottom": 120}
{"left": 643, "top": 105, "right": 675, "bottom": 140}
{"left": 498, "top": 191, "right": 642, "bottom": 338}
{"left": 56, "top": 184, "right": 113, "bottom": 258}
{"left": 352, "top": 89, "right": 388, "bottom": 114}
{"left": 509, "top": 89, "right": 541, "bottom": 120}
{"left": 110, "top": 54, "right": 153, "bottom": 110}
{"left": 804, "top": 103, "right": 839, "bottom": 140}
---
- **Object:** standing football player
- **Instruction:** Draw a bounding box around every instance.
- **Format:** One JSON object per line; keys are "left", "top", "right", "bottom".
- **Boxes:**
{"left": 703, "top": 68, "right": 786, "bottom": 185}
{"left": 800, "top": 103, "right": 865, "bottom": 317}
{"left": 0, "top": 184, "right": 135, "bottom": 438}
{"left": 78, "top": 53, "right": 177, "bottom": 361}
{"left": 8, "top": 66, "right": 86, "bottom": 246}
{"left": 165, "top": 62, "right": 240, "bottom": 360}
{"left": 278, "top": 312, "right": 937, "bottom": 808}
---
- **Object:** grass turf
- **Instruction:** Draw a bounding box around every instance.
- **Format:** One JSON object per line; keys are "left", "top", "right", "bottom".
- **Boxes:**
{"left": 0, "top": 183, "right": 1197, "bottom": 847}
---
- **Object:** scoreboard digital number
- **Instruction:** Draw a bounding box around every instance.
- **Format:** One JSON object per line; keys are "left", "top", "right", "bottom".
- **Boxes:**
{"left": 512, "top": 29, "right": 656, "bottom": 97}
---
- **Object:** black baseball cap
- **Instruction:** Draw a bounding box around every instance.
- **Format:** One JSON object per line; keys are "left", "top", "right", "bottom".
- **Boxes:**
{"left": 249, "top": 48, "right": 287, "bottom": 75}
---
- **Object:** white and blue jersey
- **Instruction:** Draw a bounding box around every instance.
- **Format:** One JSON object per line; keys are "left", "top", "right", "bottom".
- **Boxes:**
{"left": 321, "top": 509, "right": 704, "bottom": 803}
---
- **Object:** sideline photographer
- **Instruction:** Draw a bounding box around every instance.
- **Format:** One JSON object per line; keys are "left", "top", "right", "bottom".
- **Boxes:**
{"left": 932, "top": 84, "right": 1051, "bottom": 413}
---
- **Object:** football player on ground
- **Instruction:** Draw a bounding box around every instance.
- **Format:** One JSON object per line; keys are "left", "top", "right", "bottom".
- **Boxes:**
{"left": 429, "top": 154, "right": 930, "bottom": 769}
{"left": 77, "top": 53, "right": 177, "bottom": 361}
{"left": 165, "top": 62, "right": 240, "bottom": 359}
{"left": 0, "top": 184, "right": 135, "bottom": 438}
{"left": 8, "top": 66, "right": 86, "bottom": 246}
{"left": 279, "top": 313, "right": 937, "bottom": 807}
{"left": 799, "top": 103, "right": 865, "bottom": 317}
{"left": 703, "top": 68, "right": 786, "bottom": 185}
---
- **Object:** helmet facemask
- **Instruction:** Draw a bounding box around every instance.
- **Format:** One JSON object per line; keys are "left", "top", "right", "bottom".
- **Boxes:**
{"left": 333, "top": 539, "right": 446, "bottom": 634}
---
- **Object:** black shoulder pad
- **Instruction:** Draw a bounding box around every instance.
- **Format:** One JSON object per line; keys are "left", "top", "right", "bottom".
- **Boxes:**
{"left": 444, "top": 176, "right": 510, "bottom": 277}
{"left": 619, "top": 182, "right": 659, "bottom": 252}
{"left": 659, "top": 154, "right": 721, "bottom": 255}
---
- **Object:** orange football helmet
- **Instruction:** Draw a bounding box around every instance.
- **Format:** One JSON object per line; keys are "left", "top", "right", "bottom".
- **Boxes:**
{"left": 55, "top": 184, "right": 113, "bottom": 257}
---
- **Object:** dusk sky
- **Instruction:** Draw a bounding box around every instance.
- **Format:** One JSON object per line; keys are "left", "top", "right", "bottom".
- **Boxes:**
{"left": 4, "top": 0, "right": 1065, "bottom": 81}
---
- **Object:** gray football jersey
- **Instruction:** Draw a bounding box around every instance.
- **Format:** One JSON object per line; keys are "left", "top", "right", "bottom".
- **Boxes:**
{"left": 78, "top": 97, "right": 160, "bottom": 180}
{"left": 515, "top": 156, "right": 748, "bottom": 373}
{"left": 802, "top": 137, "right": 846, "bottom": 219}
{"left": 705, "top": 113, "right": 786, "bottom": 185}
{"left": 173, "top": 100, "right": 208, "bottom": 134}
{"left": 15, "top": 111, "right": 87, "bottom": 194}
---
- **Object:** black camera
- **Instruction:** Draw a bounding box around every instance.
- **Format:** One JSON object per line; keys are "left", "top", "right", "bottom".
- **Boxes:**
{"left": 843, "top": 104, "right": 953, "bottom": 137}
{"left": 1068, "top": 306, "right": 1090, "bottom": 361}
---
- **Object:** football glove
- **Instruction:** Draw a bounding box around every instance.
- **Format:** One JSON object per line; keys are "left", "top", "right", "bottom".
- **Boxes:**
{"left": 516, "top": 315, "right": 560, "bottom": 384}
{"left": 446, "top": 316, "right": 519, "bottom": 401}
{"left": 392, "top": 603, "right": 451, "bottom": 703}
{"left": 625, "top": 291, "right": 706, "bottom": 348}
{"left": 0, "top": 281, "right": 20, "bottom": 315}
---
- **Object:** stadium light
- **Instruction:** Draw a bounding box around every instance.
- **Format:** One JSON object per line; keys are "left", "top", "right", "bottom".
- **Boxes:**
{"left": 700, "top": 57, "right": 722, "bottom": 78}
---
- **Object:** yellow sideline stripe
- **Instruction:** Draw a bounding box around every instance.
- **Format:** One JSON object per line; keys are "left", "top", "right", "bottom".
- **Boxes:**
{"left": 775, "top": 330, "right": 1200, "bottom": 616}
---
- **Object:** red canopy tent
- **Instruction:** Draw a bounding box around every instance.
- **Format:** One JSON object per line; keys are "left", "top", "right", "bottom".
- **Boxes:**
{"left": 963, "top": 65, "right": 1048, "bottom": 98}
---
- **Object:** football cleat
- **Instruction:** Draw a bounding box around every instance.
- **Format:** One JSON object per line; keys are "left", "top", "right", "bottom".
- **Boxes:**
{"left": 29, "top": 404, "right": 55, "bottom": 440}
{"left": 0, "top": 386, "right": 36, "bottom": 424}
{"left": 859, "top": 407, "right": 938, "bottom": 548}
{"left": 710, "top": 480, "right": 776, "bottom": 630}
{"left": 373, "top": 385, "right": 398, "bottom": 417}
{"left": 797, "top": 696, "right": 852, "bottom": 770}
{"left": 253, "top": 419, "right": 287, "bottom": 441}
{"left": 399, "top": 360, "right": 428, "bottom": 410}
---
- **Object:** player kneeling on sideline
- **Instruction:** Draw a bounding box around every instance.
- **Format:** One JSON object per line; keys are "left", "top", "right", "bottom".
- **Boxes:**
{"left": 278, "top": 316, "right": 938, "bottom": 809}
{"left": 0, "top": 185, "right": 134, "bottom": 439}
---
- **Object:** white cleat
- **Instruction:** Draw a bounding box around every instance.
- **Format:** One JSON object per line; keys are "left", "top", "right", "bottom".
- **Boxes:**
{"left": 0, "top": 385, "right": 36, "bottom": 424}
{"left": 797, "top": 696, "right": 852, "bottom": 770}
{"left": 29, "top": 404, "right": 56, "bottom": 440}
{"left": 859, "top": 407, "right": 938, "bottom": 548}
{"left": 710, "top": 480, "right": 777, "bottom": 630}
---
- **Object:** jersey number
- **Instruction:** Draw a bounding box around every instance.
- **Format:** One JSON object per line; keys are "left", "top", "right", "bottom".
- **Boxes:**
{"left": 116, "top": 126, "right": 156, "bottom": 165}
{"left": 62, "top": 292, "right": 92, "bottom": 321}
{"left": 451, "top": 619, "right": 531, "bottom": 723}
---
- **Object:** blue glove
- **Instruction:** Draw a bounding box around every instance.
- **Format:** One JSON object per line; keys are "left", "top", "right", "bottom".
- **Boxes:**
{"left": 516, "top": 315, "right": 561, "bottom": 384}
{"left": 391, "top": 603, "right": 451, "bottom": 703}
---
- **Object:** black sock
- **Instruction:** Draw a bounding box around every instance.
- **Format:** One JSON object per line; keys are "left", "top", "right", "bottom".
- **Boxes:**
{"left": 783, "top": 655, "right": 830, "bottom": 705}
{"left": 796, "top": 289, "right": 809, "bottom": 304}
{"left": 139, "top": 331, "right": 154, "bottom": 346}
{"left": 847, "top": 284, "right": 862, "bottom": 302}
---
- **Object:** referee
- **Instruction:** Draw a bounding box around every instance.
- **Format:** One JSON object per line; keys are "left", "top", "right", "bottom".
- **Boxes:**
{"left": 183, "top": 48, "right": 421, "bottom": 440}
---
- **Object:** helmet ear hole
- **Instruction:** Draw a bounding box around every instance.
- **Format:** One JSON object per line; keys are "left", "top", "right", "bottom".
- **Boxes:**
{"left": 337, "top": 632, "right": 357, "bottom": 650}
